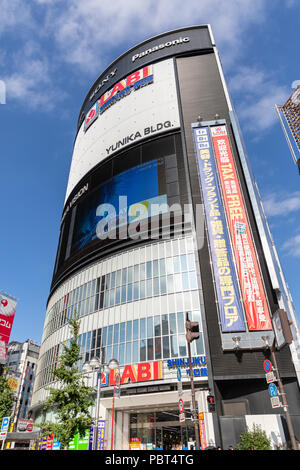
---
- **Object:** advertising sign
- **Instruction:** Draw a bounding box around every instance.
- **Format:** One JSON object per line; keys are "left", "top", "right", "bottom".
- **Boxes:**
{"left": 65, "top": 59, "right": 181, "bottom": 201}
{"left": 272, "top": 309, "right": 293, "bottom": 350}
{"left": 198, "top": 412, "right": 207, "bottom": 450}
{"left": 130, "top": 437, "right": 142, "bottom": 450}
{"left": 97, "top": 420, "right": 105, "bottom": 450}
{"left": 211, "top": 125, "right": 272, "bottom": 331}
{"left": 193, "top": 127, "right": 245, "bottom": 332}
{"left": 102, "top": 360, "right": 162, "bottom": 387}
{"left": 0, "top": 293, "right": 17, "bottom": 357}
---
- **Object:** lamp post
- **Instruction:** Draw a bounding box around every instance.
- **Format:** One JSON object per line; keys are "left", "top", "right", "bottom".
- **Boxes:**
{"left": 83, "top": 354, "right": 120, "bottom": 451}
{"left": 108, "top": 359, "right": 120, "bottom": 450}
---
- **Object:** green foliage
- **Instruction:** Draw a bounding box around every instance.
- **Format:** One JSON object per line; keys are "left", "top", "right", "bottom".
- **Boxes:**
{"left": 40, "top": 315, "right": 94, "bottom": 449}
{"left": 236, "top": 424, "right": 271, "bottom": 450}
{"left": 0, "top": 367, "right": 15, "bottom": 421}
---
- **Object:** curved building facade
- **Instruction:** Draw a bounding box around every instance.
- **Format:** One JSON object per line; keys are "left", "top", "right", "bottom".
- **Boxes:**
{"left": 32, "top": 25, "right": 300, "bottom": 450}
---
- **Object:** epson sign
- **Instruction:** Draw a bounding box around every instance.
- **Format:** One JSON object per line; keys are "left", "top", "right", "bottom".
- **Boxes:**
{"left": 132, "top": 37, "right": 190, "bottom": 62}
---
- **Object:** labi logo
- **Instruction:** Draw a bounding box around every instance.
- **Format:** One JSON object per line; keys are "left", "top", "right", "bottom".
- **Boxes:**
{"left": 0, "top": 80, "right": 6, "bottom": 104}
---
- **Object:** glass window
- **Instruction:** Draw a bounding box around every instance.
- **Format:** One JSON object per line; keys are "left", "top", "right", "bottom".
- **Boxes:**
{"left": 122, "top": 268, "right": 127, "bottom": 285}
{"left": 173, "top": 256, "right": 181, "bottom": 273}
{"left": 161, "top": 315, "right": 169, "bottom": 335}
{"left": 128, "top": 266, "right": 133, "bottom": 283}
{"left": 86, "top": 332, "right": 91, "bottom": 351}
{"left": 189, "top": 271, "right": 198, "bottom": 290}
{"left": 174, "top": 273, "right": 182, "bottom": 292}
{"left": 155, "top": 337, "right": 161, "bottom": 359}
{"left": 105, "top": 273, "right": 111, "bottom": 290}
{"left": 111, "top": 271, "right": 116, "bottom": 288}
{"left": 140, "top": 318, "right": 146, "bottom": 339}
{"left": 126, "top": 321, "right": 132, "bottom": 341}
{"left": 110, "top": 288, "right": 115, "bottom": 307}
{"left": 121, "top": 286, "right": 127, "bottom": 303}
{"left": 104, "top": 291, "right": 109, "bottom": 309}
{"left": 153, "top": 277, "right": 159, "bottom": 296}
{"left": 116, "top": 269, "right": 121, "bottom": 287}
{"left": 153, "top": 260, "right": 159, "bottom": 277}
{"left": 120, "top": 322, "right": 126, "bottom": 343}
{"left": 169, "top": 313, "right": 177, "bottom": 334}
{"left": 180, "top": 254, "right": 188, "bottom": 271}
{"left": 126, "top": 342, "right": 131, "bottom": 364}
{"left": 163, "top": 336, "right": 170, "bottom": 358}
{"left": 146, "top": 261, "right": 152, "bottom": 279}
{"left": 140, "top": 263, "right": 146, "bottom": 280}
{"left": 133, "top": 341, "right": 139, "bottom": 363}
{"left": 140, "top": 280, "right": 146, "bottom": 299}
{"left": 146, "top": 279, "right": 152, "bottom": 297}
{"left": 140, "top": 339, "right": 146, "bottom": 362}
{"left": 154, "top": 316, "right": 161, "bottom": 337}
{"left": 160, "top": 276, "right": 166, "bottom": 295}
{"left": 159, "top": 258, "right": 166, "bottom": 276}
{"left": 127, "top": 283, "right": 133, "bottom": 302}
{"left": 102, "top": 327, "right": 107, "bottom": 347}
{"left": 170, "top": 335, "right": 178, "bottom": 357}
{"left": 187, "top": 253, "right": 195, "bottom": 270}
{"left": 133, "top": 320, "right": 139, "bottom": 340}
{"left": 182, "top": 272, "right": 189, "bottom": 291}
{"left": 147, "top": 317, "right": 153, "bottom": 338}
{"left": 113, "top": 344, "right": 118, "bottom": 361}
{"left": 133, "top": 282, "right": 139, "bottom": 300}
{"left": 119, "top": 343, "right": 125, "bottom": 365}
{"left": 107, "top": 345, "right": 113, "bottom": 363}
{"left": 178, "top": 335, "right": 186, "bottom": 356}
{"left": 134, "top": 264, "right": 139, "bottom": 282}
{"left": 167, "top": 275, "right": 174, "bottom": 293}
{"left": 177, "top": 312, "right": 185, "bottom": 334}
{"left": 107, "top": 326, "right": 113, "bottom": 345}
{"left": 115, "top": 287, "right": 121, "bottom": 305}
{"left": 113, "top": 324, "right": 119, "bottom": 344}
{"left": 147, "top": 339, "right": 154, "bottom": 361}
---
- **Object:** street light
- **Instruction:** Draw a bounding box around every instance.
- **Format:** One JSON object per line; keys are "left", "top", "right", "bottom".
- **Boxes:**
{"left": 83, "top": 350, "right": 118, "bottom": 450}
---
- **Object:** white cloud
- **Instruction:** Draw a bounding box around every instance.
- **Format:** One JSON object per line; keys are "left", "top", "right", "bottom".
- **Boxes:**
{"left": 282, "top": 234, "right": 300, "bottom": 257}
{"left": 229, "top": 66, "right": 290, "bottom": 133}
{"left": 262, "top": 191, "right": 300, "bottom": 217}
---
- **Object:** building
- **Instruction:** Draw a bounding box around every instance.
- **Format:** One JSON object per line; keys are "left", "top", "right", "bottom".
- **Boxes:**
{"left": 5, "top": 339, "right": 40, "bottom": 449}
{"left": 31, "top": 25, "right": 300, "bottom": 450}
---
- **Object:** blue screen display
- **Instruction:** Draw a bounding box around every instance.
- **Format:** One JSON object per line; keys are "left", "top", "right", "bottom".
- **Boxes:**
{"left": 71, "top": 159, "right": 167, "bottom": 254}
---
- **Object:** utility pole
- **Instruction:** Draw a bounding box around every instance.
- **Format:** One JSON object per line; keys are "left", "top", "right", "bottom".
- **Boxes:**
{"left": 185, "top": 312, "right": 201, "bottom": 450}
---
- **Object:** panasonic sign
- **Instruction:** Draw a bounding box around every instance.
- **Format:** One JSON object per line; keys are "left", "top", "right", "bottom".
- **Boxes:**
{"left": 132, "top": 37, "right": 190, "bottom": 62}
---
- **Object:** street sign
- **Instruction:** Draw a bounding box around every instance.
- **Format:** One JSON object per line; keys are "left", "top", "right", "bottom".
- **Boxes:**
{"left": 177, "top": 368, "right": 181, "bottom": 382}
{"left": 271, "top": 396, "right": 282, "bottom": 408}
{"left": 179, "top": 412, "right": 185, "bottom": 423}
{"left": 268, "top": 383, "right": 278, "bottom": 397}
{"left": 178, "top": 398, "right": 184, "bottom": 413}
{"left": 265, "top": 371, "right": 276, "bottom": 384}
{"left": 1, "top": 417, "right": 10, "bottom": 433}
{"left": 177, "top": 380, "right": 183, "bottom": 397}
{"left": 263, "top": 360, "right": 272, "bottom": 373}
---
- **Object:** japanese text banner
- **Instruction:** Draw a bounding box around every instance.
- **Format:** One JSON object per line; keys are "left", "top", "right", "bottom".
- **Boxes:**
{"left": 211, "top": 125, "right": 272, "bottom": 331}
{"left": 194, "top": 127, "right": 245, "bottom": 332}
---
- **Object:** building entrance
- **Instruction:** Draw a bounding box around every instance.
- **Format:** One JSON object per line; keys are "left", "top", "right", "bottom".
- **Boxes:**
{"left": 130, "top": 409, "right": 196, "bottom": 450}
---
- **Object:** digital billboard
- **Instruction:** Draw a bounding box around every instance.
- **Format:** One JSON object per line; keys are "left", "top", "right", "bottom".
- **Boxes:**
{"left": 65, "top": 59, "right": 180, "bottom": 202}
{"left": 71, "top": 158, "right": 167, "bottom": 256}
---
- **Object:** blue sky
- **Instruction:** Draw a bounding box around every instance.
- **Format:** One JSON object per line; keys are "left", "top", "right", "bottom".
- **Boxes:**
{"left": 0, "top": 0, "right": 299, "bottom": 344}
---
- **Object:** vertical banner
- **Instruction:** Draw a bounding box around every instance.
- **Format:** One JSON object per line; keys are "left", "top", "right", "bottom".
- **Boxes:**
{"left": 198, "top": 412, "right": 207, "bottom": 450}
{"left": 193, "top": 127, "right": 245, "bottom": 332}
{"left": 211, "top": 125, "right": 272, "bottom": 331}
{"left": 0, "top": 293, "right": 17, "bottom": 359}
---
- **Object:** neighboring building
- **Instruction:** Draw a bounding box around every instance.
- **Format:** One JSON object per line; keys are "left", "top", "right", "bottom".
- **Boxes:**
{"left": 6, "top": 339, "right": 40, "bottom": 422}
{"left": 31, "top": 25, "right": 300, "bottom": 450}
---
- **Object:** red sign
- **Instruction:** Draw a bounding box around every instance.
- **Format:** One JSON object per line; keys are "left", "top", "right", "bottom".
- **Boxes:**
{"left": 46, "top": 434, "right": 54, "bottom": 450}
{"left": 0, "top": 294, "right": 17, "bottom": 357}
{"left": 198, "top": 412, "right": 207, "bottom": 450}
{"left": 178, "top": 398, "right": 184, "bottom": 413}
{"left": 107, "top": 361, "right": 162, "bottom": 387}
{"left": 211, "top": 126, "right": 272, "bottom": 331}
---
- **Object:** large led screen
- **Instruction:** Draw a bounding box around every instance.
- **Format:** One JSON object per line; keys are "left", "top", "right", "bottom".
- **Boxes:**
{"left": 71, "top": 158, "right": 167, "bottom": 255}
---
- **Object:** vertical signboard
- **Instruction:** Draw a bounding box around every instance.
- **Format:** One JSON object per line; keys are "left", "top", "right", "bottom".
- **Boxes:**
{"left": 193, "top": 127, "right": 245, "bottom": 332}
{"left": 97, "top": 420, "right": 106, "bottom": 450}
{"left": 210, "top": 125, "right": 272, "bottom": 331}
{"left": 198, "top": 413, "right": 207, "bottom": 450}
{"left": 0, "top": 293, "right": 17, "bottom": 359}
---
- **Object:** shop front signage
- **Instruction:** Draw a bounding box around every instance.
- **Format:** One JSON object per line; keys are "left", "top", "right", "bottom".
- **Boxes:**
{"left": 101, "top": 360, "right": 163, "bottom": 387}
{"left": 167, "top": 355, "right": 207, "bottom": 378}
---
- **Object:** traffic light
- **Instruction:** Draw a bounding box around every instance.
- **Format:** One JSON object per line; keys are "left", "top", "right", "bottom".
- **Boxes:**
{"left": 185, "top": 320, "right": 200, "bottom": 343}
{"left": 207, "top": 394, "right": 215, "bottom": 412}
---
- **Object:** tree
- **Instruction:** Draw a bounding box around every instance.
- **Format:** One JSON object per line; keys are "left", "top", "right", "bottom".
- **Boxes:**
{"left": 40, "top": 315, "right": 95, "bottom": 449}
{"left": 0, "top": 367, "right": 15, "bottom": 421}
{"left": 236, "top": 424, "right": 271, "bottom": 450}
